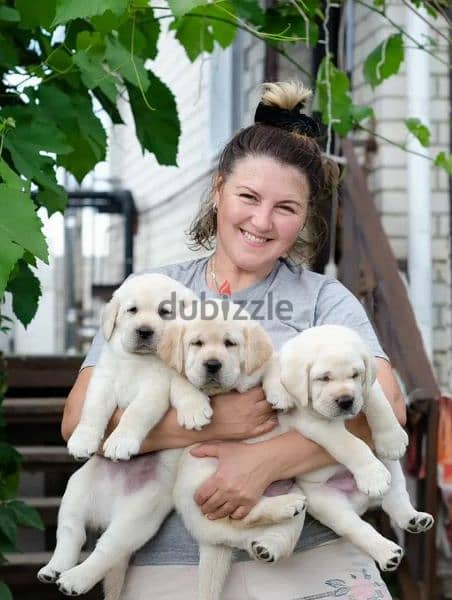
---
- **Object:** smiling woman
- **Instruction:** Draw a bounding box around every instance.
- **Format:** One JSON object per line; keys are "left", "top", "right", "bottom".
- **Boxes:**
{"left": 62, "top": 81, "right": 403, "bottom": 599}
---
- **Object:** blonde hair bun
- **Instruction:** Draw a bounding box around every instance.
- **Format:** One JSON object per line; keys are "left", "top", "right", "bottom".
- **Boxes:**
{"left": 261, "top": 81, "right": 313, "bottom": 111}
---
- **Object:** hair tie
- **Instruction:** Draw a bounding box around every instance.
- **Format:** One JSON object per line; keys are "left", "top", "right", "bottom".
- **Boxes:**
{"left": 254, "top": 101, "right": 320, "bottom": 138}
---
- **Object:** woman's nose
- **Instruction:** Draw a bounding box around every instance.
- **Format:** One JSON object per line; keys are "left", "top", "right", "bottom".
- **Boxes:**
{"left": 250, "top": 207, "right": 273, "bottom": 232}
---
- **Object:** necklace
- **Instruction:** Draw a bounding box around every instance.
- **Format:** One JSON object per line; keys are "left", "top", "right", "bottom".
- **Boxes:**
{"left": 209, "top": 254, "right": 231, "bottom": 297}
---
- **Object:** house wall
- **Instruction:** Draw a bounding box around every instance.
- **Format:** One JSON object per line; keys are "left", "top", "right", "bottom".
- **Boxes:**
{"left": 351, "top": 1, "right": 451, "bottom": 390}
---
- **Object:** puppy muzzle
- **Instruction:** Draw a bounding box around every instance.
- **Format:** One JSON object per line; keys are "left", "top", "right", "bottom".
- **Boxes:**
{"left": 334, "top": 395, "right": 355, "bottom": 413}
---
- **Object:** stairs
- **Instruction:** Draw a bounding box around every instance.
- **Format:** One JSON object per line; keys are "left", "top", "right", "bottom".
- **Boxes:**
{"left": 1, "top": 357, "right": 101, "bottom": 599}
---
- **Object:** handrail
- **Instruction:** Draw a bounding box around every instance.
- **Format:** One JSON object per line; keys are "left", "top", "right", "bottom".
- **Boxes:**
{"left": 339, "top": 138, "right": 440, "bottom": 600}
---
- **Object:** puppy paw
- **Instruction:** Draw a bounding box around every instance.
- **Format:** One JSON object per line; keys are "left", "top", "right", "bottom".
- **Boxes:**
{"left": 57, "top": 566, "right": 93, "bottom": 596}
{"left": 67, "top": 426, "right": 102, "bottom": 460}
{"left": 38, "top": 564, "right": 60, "bottom": 584}
{"left": 354, "top": 461, "right": 391, "bottom": 497}
{"left": 103, "top": 432, "right": 140, "bottom": 461}
{"left": 177, "top": 401, "right": 213, "bottom": 430}
{"left": 250, "top": 541, "right": 275, "bottom": 563}
{"left": 264, "top": 385, "right": 294, "bottom": 412}
{"left": 405, "top": 512, "right": 434, "bottom": 533}
{"left": 373, "top": 541, "right": 403, "bottom": 572}
{"left": 374, "top": 427, "right": 409, "bottom": 460}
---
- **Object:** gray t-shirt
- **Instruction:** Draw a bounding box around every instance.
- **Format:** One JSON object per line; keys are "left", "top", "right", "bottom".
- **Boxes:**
{"left": 81, "top": 257, "right": 387, "bottom": 565}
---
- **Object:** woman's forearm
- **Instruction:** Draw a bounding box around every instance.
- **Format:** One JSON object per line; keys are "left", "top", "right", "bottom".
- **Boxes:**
{"left": 263, "top": 413, "right": 374, "bottom": 481}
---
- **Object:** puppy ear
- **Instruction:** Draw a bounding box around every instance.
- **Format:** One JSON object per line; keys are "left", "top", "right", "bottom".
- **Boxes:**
{"left": 243, "top": 323, "right": 273, "bottom": 375}
{"left": 362, "top": 351, "right": 377, "bottom": 399}
{"left": 101, "top": 295, "right": 120, "bottom": 341}
{"left": 158, "top": 323, "right": 185, "bottom": 373}
{"left": 281, "top": 353, "right": 312, "bottom": 408}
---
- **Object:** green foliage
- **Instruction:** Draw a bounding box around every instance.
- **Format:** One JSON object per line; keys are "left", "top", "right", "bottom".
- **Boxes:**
{"left": 434, "top": 152, "right": 452, "bottom": 175}
{"left": 405, "top": 118, "right": 430, "bottom": 147}
{"left": 363, "top": 33, "right": 404, "bottom": 88}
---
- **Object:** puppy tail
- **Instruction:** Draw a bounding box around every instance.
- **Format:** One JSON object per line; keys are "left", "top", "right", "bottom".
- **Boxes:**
{"left": 198, "top": 543, "right": 233, "bottom": 600}
{"left": 103, "top": 558, "right": 128, "bottom": 600}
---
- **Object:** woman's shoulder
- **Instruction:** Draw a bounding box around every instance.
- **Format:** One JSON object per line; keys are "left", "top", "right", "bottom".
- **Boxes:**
{"left": 136, "top": 256, "right": 208, "bottom": 287}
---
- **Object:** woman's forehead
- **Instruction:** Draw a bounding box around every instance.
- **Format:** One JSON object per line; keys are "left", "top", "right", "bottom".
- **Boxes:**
{"left": 228, "top": 155, "right": 309, "bottom": 195}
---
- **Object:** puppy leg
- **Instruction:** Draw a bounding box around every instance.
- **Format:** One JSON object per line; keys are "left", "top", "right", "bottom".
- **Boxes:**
{"left": 170, "top": 373, "right": 213, "bottom": 430}
{"left": 103, "top": 391, "right": 169, "bottom": 461}
{"left": 381, "top": 460, "right": 434, "bottom": 533}
{"left": 38, "top": 468, "right": 90, "bottom": 583}
{"left": 302, "top": 483, "right": 403, "bottom": 572}
{"left": 241, "top": 492, "right": 307, "bottom": 527}
{"left": 364, "top": 381, "right": 409, "bottom": 459}
{"left": 198, "top": 543, "right": 233, "bottom": 600}
{"left": 57, "top": 491, "right": 172, "bottom": 596}
{"left": 103, "top": 559, "right": 129, "bottom": 600}
{"left": 246, "top": 514, "right": 305, "bottom": 563}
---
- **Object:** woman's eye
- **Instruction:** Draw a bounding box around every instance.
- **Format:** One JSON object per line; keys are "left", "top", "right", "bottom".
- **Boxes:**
{"left": 240, "top": 193, "right": 256, "bottom": 201}
{"left": 278, "top": 205, "right": 295, "bottom": 213}
{"left": 127, "top": 307, "right": 138, "bottom": 314}
{"left": 224, "top": 339, "right": 236, "bottom": 347}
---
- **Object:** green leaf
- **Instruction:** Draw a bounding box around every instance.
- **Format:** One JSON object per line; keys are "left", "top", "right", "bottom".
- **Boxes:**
{"left": 118, "top": 10, "right": 160, "bottom": 61}
{"left": 73, "top": 32, "right": 119, "bottom": 103}
{"left": 38, "top": 85, "right": 107, "bottom": 182}
{"left": 167, "top": 0, "right": 208, "bottom": 17}
{"left": 6, "top": 261, "right": 42, "bottom": 327}
{"left": 0, "top": 238, "right": 23, "bottom": 300}
{"left": 105, "top": 36, "right": 149, "bottom": 91}
{"left": 230, "top": 0, "right": 264, "bottom": 25}
{"left": 36, "top": 186, "right": 68, "bottom": 217}
{"left": 263, "top": 6, "right": 319, "bottom": 47}
{"left": 0, "top": 6, "right": 20, "bottom": 23}
{"left": 53, "top": 0, "right": 129, "bottom": 26}
{"left": 0, "top": 471, "right": 20, "bottom": 503}
{"left": 0, "top": 33, "right": 19, "bottom": 68}
{"left": 0, "top": 185, "right": 48, "bottom": 263}
{"left": 0, "top": 507, "right": 17, "bottom": 546}
{"left": 171, "top": 2, "right": 237, "bottom": 61}
{"left": 15, "top": 0, "right": 56, "bottom": 29}
{"left": 127, "top": 71, "right": 181, "bottom": 166}
{"left": 0, "top": 582, "right": 12, "bottom": 600}
{"left": 405, "top": 118, "right": 430, "bottom": 147}
{"left": 434, "top": 152, "right": 452, "bottom": 175}
{"left": 363, "top": 33, "right": 404, "bottom": 88}
{"left": 0, "top": 159, "right": 28, "bottom": 192}
{"left": 7, "top": 500, "right": 44, "bottom": 531}
{"left": 90, "top": 10, "right": 123, "bottom": 33}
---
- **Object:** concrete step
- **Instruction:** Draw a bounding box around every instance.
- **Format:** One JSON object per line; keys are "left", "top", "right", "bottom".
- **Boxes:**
{"left": 16, "top": 446, "right": 79, "bottom": 474}
{"left": 3, "top": 397, "right": 66, "bottom": 419}
{"left": 19, "top": 497, "right": 61, "bottom": 526}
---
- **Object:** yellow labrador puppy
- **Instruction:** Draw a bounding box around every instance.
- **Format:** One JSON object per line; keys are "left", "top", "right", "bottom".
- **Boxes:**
{"left": 264, "top": 324, "right": 433, "bottom": 572}
{"left": 38, "top": 274, "right": 213, "bottom": 598}
{"left": 159, "top": 300, "right": 308, "bottom": 600}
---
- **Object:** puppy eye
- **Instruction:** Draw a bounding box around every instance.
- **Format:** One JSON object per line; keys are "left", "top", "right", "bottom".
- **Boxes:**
{"left": 191, "top": 340, "right": 203, "bottom": 347}
{"left": 158, "top": 307, "right": 173, "bottom": 318}
{"left": 224, "top": 339, "right": 236, "bottom": 347}
{"left": 127, "top": 306, "right": 138, "bottom": 314}
{"left": 352, "top": 373, "right": 360, "bottom": 379}
{"left": 319, "top": 375, "right": 330, "bottom": 382}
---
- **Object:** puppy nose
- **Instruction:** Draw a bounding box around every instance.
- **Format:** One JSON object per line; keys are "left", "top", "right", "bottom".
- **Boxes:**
{"left": 137, "top": 327, "right": 153, "bottom": 340}
{"left": 204, "top": 359, "right": 222, "bottom": 374}
{"left": 335, "top": 395, "right": 354, "bottom": 411}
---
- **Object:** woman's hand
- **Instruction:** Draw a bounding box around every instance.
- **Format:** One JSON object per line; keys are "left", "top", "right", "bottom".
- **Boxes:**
{"left": 190, "top": 440, "right": 273, "bottom": 520}
{"left": 208, "top": 386, "right": 277, "bottom": 441}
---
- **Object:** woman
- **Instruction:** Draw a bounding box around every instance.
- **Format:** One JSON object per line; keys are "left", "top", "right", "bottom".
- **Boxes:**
{"left": 62, "top": 81, "right": 405, "bottom": 599}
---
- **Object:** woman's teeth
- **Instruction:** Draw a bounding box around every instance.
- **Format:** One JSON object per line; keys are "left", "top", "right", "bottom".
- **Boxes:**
{"left": 242, "top": 230, "right": 268, "bottom": 244}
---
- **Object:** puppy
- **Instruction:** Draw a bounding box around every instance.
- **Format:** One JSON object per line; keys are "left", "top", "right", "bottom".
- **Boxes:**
{"left": 159, "top": 300, "right": 308, "bottom": 600}
{"left": 38, "top": 274, "right": 213, "bottom": 599}
{"left": 264, "top": 324, "right": 434, "bottom": 572}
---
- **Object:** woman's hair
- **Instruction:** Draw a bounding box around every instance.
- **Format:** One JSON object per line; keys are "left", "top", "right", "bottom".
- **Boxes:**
{"left": 187, "top": 81, "right": 340, "bottom": 264}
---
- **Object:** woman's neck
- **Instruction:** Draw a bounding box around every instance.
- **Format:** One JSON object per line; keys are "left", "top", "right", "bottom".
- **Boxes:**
{"left": 207, "top": 249, "right": 276, "bottom": 294}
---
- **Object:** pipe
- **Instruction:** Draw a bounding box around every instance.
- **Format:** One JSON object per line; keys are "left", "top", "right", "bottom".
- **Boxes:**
{"left": 406, "top": 4, "right": 433, "bottom": 357}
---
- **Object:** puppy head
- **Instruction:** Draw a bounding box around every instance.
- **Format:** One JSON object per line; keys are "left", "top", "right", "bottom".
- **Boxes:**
{"left": 159, "top": 300, "right": 272, "bottom": 394}
{"left": 280, "top": 325, "right": 374, "bottom": 420}
{"left": 102, "top": 273, "right": 196, "bottom": 355}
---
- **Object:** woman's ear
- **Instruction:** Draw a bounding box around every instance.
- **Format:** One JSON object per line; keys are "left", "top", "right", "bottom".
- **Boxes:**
{"left": 158, "top": 323, "right": 185, "bottom": 373}
{"left": 243, "top": 323, "right": 273, "bottom": 375}
{"left": 101, "top": 295, "right": 120, "bottom": 341}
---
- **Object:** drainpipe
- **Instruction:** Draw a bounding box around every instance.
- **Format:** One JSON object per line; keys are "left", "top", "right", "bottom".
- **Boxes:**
{"left": 406, "top": 6, "right": 433, "bottom": 358}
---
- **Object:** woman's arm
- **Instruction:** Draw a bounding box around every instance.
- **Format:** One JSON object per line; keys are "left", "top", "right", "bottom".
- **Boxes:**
{"left": 61, "top": 369, "right": 277, "bottom": 450}
{"left": 192, "top": 358, "right": 407, "bottom": 519}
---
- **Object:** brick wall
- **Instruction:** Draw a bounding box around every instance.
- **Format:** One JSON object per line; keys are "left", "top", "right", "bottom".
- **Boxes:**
{"left": 352, "top": 1, "right": 451, "bottom": 390}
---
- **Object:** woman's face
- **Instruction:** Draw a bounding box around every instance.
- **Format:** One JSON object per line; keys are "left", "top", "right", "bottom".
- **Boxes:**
{"left": 214, "top": 154, "right": 309, "bottom": 273}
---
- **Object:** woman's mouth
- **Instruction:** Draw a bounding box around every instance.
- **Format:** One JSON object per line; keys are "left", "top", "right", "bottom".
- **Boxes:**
{"left": 240, "top": 229, "right": 271, "bottom": 246}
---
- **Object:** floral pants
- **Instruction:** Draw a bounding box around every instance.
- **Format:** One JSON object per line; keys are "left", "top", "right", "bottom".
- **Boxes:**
{"left": 121, "top": 538, "right": 392, "bottom": 600}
